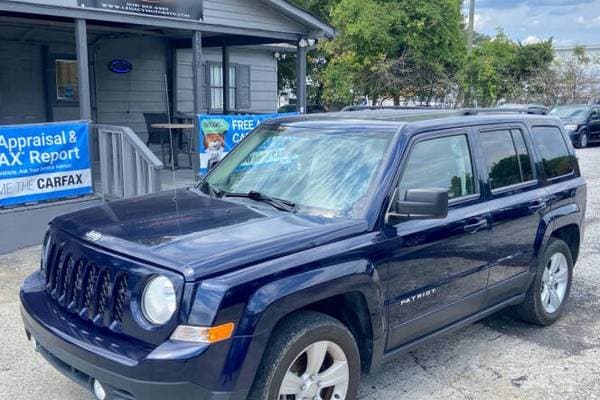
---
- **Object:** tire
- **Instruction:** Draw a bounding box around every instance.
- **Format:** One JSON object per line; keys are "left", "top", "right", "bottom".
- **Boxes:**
{"left": 515, "top": 239, "right": 574, "bottom": 326}
{"left": 248, "top": 311, "right": 361, "bottom": 400}
{"left": 576, "top": 131, "right": 588, "bottom": 148}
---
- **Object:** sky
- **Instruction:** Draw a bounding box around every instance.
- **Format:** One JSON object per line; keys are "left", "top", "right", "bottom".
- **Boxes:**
{"left": 466, "top": 0, "right": 600, "bottom": 46}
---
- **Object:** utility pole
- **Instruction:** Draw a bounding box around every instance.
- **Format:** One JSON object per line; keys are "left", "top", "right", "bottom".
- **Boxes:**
{"left": 467, "top": 0, "right": 475, "bottom": 53}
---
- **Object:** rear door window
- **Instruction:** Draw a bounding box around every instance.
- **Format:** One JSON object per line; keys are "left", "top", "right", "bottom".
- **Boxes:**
{"left": 398, "top": 134, "right": 476, "bottom": 201}
{"left": 480, "top": 129, "right": 534, "bottom": 190}
{"left": 532, "top": 126, "right": 574, "bottom": 179}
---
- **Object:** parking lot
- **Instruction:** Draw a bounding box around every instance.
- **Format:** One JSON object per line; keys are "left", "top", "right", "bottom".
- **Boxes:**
{"left": 1, "top": 148, "right": 599, "bottom": 400}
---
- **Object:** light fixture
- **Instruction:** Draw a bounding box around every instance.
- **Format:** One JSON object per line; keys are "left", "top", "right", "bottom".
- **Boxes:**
{"left": 298, "top": 38, "right": 309, "bottom": 48}
{"left": 274, "top": 51, "right": 281, "bottom": 59}
{"left": 307, "top": 38, "right": 317, "bottom": 47}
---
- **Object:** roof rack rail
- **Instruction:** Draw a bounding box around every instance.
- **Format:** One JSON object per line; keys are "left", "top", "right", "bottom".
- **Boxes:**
{"left": 341, "top": 105, "right": 444, "bottom": 112}
{"left": 460, "top": 107, "right": 548, "bottom": 116}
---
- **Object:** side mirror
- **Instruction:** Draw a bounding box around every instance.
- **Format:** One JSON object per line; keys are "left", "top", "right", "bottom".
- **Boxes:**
{"left": 387, "top": 188, "right": 448, "bottom": 223}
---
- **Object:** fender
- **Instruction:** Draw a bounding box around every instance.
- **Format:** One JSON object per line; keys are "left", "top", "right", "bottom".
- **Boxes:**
{"left": 225, "top": 259, "right": 386, "bottom": 393}
{"left": 537, "top": 201, "right": 582, "bottom": 263}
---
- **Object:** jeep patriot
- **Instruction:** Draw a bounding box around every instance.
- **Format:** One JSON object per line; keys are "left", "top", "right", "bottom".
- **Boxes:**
{"left": 20, "top": 109, "right": 586, "bottom": 400}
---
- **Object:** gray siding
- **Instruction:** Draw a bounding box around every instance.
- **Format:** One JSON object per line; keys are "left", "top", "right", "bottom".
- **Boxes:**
{"left": 8, "top": 0, "right": 310, "bottom": 36}
{"left": 94, "top": 37, "right": 169, "bottom": 140}
{"left": 203, "top": 0, "right": 306, "bottom": 34}
{"left": 176, "top": 47, "right": 278, "bottom": 115}
{"left": 0, "top": 41, "right": 46, "bottom": 125}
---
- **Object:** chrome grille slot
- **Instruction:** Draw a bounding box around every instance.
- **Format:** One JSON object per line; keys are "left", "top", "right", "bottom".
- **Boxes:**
{"left": 84, "top": 264, "right": 99, "bottom": 316}
{"left": 96, "top": 270, "right": 111, "bottom": 323}
{"left": 113, "top": 275, "right": 128, "bottom": 325}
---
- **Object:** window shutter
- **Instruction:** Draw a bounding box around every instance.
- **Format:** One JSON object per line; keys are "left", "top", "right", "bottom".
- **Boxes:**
{"left": 236, "top": 65, "right": 251, "bottom": 110}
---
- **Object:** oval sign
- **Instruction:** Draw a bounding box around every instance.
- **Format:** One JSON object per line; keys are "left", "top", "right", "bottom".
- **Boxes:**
{"left": 109, "top": 59, "right": 133, "bottom": 74}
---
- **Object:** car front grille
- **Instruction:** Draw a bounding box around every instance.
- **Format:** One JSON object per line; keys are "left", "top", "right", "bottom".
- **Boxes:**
{"left": 43, "top": 237, "right": 130, "bottom": 331}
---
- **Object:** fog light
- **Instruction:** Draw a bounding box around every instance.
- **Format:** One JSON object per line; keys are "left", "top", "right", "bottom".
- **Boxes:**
{"left": 92, "top": 379, "right": 107, "bottom": 400}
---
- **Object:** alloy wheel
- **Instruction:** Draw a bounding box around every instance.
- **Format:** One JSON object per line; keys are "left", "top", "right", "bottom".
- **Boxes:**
{"left": 540, "top": 252, "right": 569, "bottom": 314}
{"left": 278, "top": 340, "right": 349, "bottom": 400}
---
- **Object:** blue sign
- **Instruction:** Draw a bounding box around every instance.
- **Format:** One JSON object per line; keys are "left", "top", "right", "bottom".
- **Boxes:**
{"left": 0, "top": 121, "right": 92, "bottom": 206}
{"left": 109, "top": 59, "right": 133, "bottom": 74}
{"left": 197, "top": 113, "right": 297, "bottom": 174}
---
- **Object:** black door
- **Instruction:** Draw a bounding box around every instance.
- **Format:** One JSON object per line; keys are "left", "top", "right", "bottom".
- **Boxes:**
{"left": 384, "top": 130, "right": 491, "bottom": 350}
{"left": 477, "top": 127, "right": 548, "bottom": 303}
{"left": 589, "top": 108, "right": 600, "bottom": 140}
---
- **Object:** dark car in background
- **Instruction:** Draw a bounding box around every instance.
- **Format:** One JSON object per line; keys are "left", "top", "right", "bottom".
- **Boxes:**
{"left": 550, "top": 104, "right": 600, "bottom": 148}
{"left": 21, "top": 110, "right": 586, "bottom": 400}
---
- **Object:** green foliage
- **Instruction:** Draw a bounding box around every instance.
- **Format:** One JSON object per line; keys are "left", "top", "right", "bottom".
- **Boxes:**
{"left": 281, "top": 0, "right": 556, "bottom": 108}
{"left": 459, "top": 30, "right": 554, "bottom": 107}
{"left": 321, "top": 0, "right": 465, "bottom": 105}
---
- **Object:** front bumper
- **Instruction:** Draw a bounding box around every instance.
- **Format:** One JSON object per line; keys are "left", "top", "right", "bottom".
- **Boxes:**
{"left": 20, "top": 274, "right": 247, "bottom": 400}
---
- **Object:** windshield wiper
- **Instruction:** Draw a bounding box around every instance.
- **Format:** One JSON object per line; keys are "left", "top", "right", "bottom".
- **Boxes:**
{"left": 224, "top": 191, "right": 295, "bottom": 212}
{"left": 198, "top": 180, "right": 223, "bottom": 198}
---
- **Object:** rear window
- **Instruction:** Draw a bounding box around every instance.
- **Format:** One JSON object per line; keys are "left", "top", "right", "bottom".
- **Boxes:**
{"left": 480, "top": 129, "right": 534, "bottom": 190}
{"left": 532, "top": 126, "right": 574, "bottom": 179}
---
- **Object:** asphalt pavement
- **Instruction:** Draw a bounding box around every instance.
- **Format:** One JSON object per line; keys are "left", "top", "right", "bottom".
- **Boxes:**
{"left": 1, "top": 148, "right": 599, "bottom": 400}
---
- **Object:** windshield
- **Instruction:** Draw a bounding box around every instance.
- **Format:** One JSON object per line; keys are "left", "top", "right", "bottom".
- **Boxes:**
{"left": 549, "top": 106, "right": 589, "bottom": 119}
{"left": 201, "top": 125, "right": 394, "bottom": 218}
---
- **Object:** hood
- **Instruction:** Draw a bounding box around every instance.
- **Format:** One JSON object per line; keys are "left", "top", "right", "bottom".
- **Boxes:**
{"left": 52, "top": 189, "right": 367, "bottom": 281}
{"left": 559, "top": 117, "right": 586, "bottom": 125}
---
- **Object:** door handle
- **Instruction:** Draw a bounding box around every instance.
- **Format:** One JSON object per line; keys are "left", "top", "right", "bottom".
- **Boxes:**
{"left": 528, "top": 201, "right": 547, "bottom": 212}
{"left": 464, "top": 219, "right": 488, "bottom": 233}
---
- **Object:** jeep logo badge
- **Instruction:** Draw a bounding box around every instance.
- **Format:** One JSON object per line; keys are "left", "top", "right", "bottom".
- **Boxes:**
{"left": 85, "top": 230, "right": 103, "bottom": 242}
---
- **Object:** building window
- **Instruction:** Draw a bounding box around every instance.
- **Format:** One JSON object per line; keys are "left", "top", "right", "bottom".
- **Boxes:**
{"left": 55, "top": 59, "right": 79, "bottom": 102}
{"left": 209, "top": 63, "right": 236, "bottom": 112}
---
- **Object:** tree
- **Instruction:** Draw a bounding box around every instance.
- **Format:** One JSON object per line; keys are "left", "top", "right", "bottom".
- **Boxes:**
{"left": 458, "top": 30, "right": 554, "bottom": 107}
{"left": 530, "top": 46, "right": 600, "bottom": 106}
{"left": 320, "top": 0, "right": 465, "bottom": 106}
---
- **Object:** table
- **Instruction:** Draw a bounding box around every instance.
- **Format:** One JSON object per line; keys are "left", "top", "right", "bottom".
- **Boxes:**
{"left": 150, "top": 123, "right": 195, "bottom": 169}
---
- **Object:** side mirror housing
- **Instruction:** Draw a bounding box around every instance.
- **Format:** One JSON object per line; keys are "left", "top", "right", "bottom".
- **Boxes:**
{"left": 387, "top": 188, "right": 448, "bottom": 223}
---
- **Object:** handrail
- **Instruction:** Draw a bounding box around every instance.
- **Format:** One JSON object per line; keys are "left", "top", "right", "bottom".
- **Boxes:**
{"left": 93, "top": 124, "right": 163, "bottom": 200}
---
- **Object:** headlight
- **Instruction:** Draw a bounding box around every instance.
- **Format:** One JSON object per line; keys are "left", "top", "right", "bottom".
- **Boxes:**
{"left": 142, "top": 276, "right": 177, "bottom": 325}
{"left": 564, "top": 124, "right": 579, "bottom": 132}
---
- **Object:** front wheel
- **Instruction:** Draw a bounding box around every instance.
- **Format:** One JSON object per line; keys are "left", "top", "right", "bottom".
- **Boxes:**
{"left": 576, "top": 131, "right": 589, "bottom": 148}
{"left": 515, "top": 239, "right": 573, "bottom": 326}
{"left": 248, "top": 311, "right": 361, "bottom": 400}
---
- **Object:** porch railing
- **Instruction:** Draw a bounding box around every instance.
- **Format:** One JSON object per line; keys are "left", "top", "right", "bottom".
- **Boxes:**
{"left": 93, "top": 124, "right": 163, "bottom": 200}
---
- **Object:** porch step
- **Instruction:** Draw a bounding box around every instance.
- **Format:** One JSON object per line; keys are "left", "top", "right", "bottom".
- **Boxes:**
{"left": 0, "top": 195, "right": 103, "bottom": 255}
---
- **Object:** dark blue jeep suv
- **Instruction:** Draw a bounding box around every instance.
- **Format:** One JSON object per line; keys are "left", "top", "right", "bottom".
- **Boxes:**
{"left": 20, "top": 110, "right": 586, "bottom": 400}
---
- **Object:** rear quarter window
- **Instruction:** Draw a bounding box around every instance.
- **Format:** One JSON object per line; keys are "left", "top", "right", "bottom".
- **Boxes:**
{"left": 531, "top": 126, "right": 574, "bottom": 179}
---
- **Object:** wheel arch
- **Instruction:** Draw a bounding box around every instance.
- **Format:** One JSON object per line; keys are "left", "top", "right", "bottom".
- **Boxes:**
{"left": 230, "top": 260, "right": 386, "bottom": 392}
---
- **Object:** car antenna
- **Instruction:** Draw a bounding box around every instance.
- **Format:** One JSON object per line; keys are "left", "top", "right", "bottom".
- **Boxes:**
{"left": 164, "top": 73, "right": 178, "bottom": 200}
